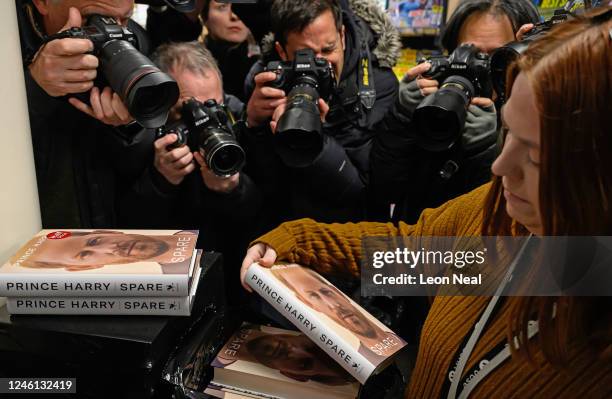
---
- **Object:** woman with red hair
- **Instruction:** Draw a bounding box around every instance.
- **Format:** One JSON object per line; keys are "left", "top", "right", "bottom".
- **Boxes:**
{"left": 240, "top": 7, "right": 612, "bottom": 398}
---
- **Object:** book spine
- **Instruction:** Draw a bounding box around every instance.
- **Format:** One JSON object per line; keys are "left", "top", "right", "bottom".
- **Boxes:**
{"left": 245, "top": 265, "right": 375, "bottom": 384}
{"left": 0, "top": 274, "right": 189, "bottom": 297}
{"left": 6, "top": 296, "right": 191, "bottom": 316}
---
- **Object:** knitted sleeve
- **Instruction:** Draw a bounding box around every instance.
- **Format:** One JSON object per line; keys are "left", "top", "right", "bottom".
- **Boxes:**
{"left": 254, "top": 184, "right": 490, "bottom": 278}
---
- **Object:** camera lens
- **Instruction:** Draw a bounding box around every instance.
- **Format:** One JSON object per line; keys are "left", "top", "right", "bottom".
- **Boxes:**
{"left": 201, "top": 128, "right": 246, "bottom": 177}
{"left": 99, "top": 40, "right": 179, "bottom": 128}
{"left": 274, "top": 82, "right": 323, "bottom": 166}
{"left": 413, "top": 75, "right": 475, "bottom": 151}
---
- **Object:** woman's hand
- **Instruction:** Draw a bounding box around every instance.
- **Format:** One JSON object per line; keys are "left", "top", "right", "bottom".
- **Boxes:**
{"left": 240, "top": 243, "right": 278, "bottom": 292}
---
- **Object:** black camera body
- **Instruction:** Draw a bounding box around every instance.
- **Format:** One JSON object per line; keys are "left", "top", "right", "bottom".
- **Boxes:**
{"left": 490, "top": 8, "right": 571, "bottom": 104}
{"left": 414, "top": 44, "right": 492, "bottom": 151}
{"left": 155, "top": 99, "right": 246, "bottom": 177}
{"left": 421, "top": 44, "right": 492, "bottom": 99}
{"left": 265, "top": 49, "right": 336, "bottom": 102}
{"left": 62, "top": 15, "right": 179, "bottom": 128}
{"left": 264, "top": 48, "right": 336, "bottom": 165}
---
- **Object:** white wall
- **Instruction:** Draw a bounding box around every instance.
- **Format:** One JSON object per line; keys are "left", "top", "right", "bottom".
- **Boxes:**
{"left": 0, "top": 1, "right": 43, "bottom": 307}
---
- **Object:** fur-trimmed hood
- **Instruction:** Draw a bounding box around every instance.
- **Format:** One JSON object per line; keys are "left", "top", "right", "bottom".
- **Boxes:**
{"left": 260, "top": 0, "right": 400, "bottom": 68}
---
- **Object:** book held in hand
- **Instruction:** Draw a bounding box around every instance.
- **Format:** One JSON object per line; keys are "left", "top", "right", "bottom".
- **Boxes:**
{"left": 210, "top": 323, "right": 360, "bottom": 399}
{"left": 245, "top": 263, "right": 407, "bottom": 384}
{"left": 0, "top": 229, "right": 199, "bottom": 297}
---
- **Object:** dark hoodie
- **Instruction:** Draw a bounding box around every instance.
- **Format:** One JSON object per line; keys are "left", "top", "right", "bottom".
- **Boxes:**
{"left": 242, "top": 0, "right": 400, "bottom": 228}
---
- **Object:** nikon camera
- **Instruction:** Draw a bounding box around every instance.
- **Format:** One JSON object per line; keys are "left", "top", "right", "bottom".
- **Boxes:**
{"left": 61, "top": 15, "right": 179, "bottom": 128}
{"left": 264, "top": 48, "right": 336, "bottom": 164}
{"left": 155, "top": 99, "right": 246, "bottom": 177}
{"left": 413, "top": 44, "right": 492, "bottom": 151}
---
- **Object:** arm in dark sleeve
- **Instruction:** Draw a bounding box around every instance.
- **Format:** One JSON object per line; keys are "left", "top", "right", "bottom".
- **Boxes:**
{"left": 113, "top": 127, "right": 182, "bottom": 228}
{"left": 199, "top": 172, "right": 263, "bottom": 225}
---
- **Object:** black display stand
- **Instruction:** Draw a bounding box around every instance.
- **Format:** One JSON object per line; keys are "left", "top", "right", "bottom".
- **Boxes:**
{"left": 0, "top": 252, "right": 227, "bottom": 399}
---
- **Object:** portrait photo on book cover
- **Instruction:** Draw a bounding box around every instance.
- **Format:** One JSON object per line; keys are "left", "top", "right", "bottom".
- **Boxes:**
{"left": 214, "top": 324, "right": 356, "bottom": 387}
{"left": 270, "top": 264, "right": 405, "bottom": 363}
{"left": 6, "top": 230, "right": 197, "bottom": 273}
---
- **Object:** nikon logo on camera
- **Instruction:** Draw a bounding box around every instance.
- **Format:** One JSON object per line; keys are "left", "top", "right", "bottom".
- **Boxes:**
{"left": 451, "top": 65, "right": 467, "bottom": 69}
{"left": 194, "top": 116, "right": 210, "bottom": 127}
{"left": 296, "top": 63, "right": 311, "bottom": 69}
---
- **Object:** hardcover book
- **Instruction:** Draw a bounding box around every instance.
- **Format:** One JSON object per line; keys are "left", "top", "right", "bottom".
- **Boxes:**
{"left": 5, "top": 251, "right": 203, "bottom": 316}
{"left": 0, "top": 229, "right": 198, "bottom": 297}
{"left": 245, "top": 263, "right": 407, "bottom": 384}
{"left": 210, "top": 323, "right": 360, "bottom": 399}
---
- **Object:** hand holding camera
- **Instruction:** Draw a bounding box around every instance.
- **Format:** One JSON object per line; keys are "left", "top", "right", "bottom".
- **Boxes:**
{"left": 29, "top": 8, "right": 97, "bottom": 98}
{"left": 156, "top": 98, "right": 245, "bottom": 178}
{"left": 412, "top": 44, "right": 493, "bottom": 151}
{"left": 246, "top": 71, "right": 286, "bottom": 128}
{"left": 34, "top": 9, "right": 180, "bottom": 128}
{"left": 68, "top": 86, "right": 134, "bottom": 127}
{"left": 153, "top": 133, "right": 195, "bottom": 185}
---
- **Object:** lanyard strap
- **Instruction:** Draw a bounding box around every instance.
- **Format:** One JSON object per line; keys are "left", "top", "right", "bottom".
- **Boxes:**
{"left": 444, "top": 236, "right": 533, "bottom": 399}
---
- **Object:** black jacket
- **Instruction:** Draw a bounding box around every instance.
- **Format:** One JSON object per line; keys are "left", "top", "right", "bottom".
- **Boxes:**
{"left": 16, "top": 0, "right": 148, "bottom": 228}
{"left": 116, "top": 95, "right": 263, "bottom": 251}
{"left": 205, "top": 36, "right": 259, "bottom": 102}
{"left": 369, "top": 90, "right": 498, "bottom": 224}
{"left": 243, "top": 0, "right": 400, "bottom": 228}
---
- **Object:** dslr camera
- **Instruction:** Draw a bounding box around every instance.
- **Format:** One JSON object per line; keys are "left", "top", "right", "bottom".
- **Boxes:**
{"left": 490, "top": 7, "right": 572, "bottom": 104}
{"left": 155, "top": 99, "right": 246, "bottom": 177}
{"left": 61, "top": 15, "right": 179, "bottom": 128}
{"left": 413, "top": 44, "right": 492, "bottom": 151}
{"left": 264, "top": 48, "right": 336, "bottom": 162}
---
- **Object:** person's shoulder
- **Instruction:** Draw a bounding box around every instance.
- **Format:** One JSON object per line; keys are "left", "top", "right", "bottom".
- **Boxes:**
{"left": 224, "top": 94, "right": 245, "bottom": 116}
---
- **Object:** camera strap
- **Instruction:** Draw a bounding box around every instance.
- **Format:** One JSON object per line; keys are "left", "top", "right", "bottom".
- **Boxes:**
{"left": 357, "top": 38, "right": 376, "bottom": 121}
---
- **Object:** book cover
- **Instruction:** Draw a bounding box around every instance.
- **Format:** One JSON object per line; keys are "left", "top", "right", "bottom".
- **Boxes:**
{"left": 0, "top": 229, "right": 198, "bottom": 297}
{"left": 6, "top": 251, "right": 203, "bottom": 316}
{"left": 245, "top": 264, "right": 407, "bottom": 384}
{"left": 211, "top": 323, "right": 360, "bottom": 399}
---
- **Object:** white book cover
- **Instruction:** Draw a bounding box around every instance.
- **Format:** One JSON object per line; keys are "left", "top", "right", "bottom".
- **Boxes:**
{"left": 6, "top": 254, "right": 203, "bottom": 316}
{"left": 0, "top": 229, "right": 199, "bottom": 297}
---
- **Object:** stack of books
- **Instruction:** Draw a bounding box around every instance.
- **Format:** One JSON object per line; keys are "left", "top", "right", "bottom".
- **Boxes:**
{"left": 0, "top": 229, "right": 202, "bottom": 316}
{"left": 202, "top": 263, "right": 408, "bottom": 398}
{"left": 207, "top": 323, "right": 360, "bottom": 399}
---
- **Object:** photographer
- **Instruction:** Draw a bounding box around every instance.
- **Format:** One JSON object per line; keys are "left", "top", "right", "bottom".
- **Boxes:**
{"left": 370, "top": 0, "right": 540, "bottom": 223}
{"left": 16, "top": 0, "right": 149, "bottom": 227}
{"left": 117, "top": 42, "right": 262, "bottom": 292}
{"left": 243, "top": 0, "right": 400, "bottom": 226}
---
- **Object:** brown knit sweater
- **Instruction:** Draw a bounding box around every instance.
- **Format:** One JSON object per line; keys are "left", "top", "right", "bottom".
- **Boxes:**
{"left": 255, "top": 184, "right": 612, "bottom": 398}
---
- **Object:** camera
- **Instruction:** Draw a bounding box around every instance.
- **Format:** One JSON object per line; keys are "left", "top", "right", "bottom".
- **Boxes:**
{"left": 413, "top": 44, "right": 492, "bottom": 151}
{"left": 490, "top": 7, "right": 572, "bottom": 105}
{"left": 264, "top": 48, "right": 336, "bottom": 162}
{"left": 62, "top": 15, "right": 179, "bottom": 128}
{"left": 155, "top": 98, "right": 246, "bottom": 177}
